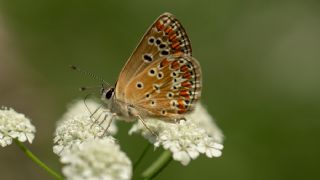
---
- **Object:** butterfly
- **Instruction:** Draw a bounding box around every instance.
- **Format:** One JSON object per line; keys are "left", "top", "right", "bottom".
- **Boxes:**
{"left": 101, "top": 12, "right": 201, "bottom": 126}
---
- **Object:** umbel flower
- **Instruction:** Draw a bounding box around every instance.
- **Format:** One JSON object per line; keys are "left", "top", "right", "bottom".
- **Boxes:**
{"left": 0, "top": 107, "right": 36, "bottom": 147}
{"left": 129, "top": 103, "right": 224, "bottom": 165}
{"left": 60, "top": 137, "right": 132, "bottom": 180}
{"left": 53, "top": 99, "right": 118, "bottom": 155}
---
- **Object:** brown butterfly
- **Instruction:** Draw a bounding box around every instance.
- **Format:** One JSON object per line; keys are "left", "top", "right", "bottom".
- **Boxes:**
{"left": 101, "top": 12, "right": 201, "bottom": 128}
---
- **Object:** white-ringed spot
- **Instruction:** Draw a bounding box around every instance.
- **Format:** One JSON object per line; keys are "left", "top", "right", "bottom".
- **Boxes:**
{"left": 148, "top": 36, "right": 155, "bottom": 45}
{"left": 171, "top": 71, "right": 178, "bottom": 77}
{"left": 161, "top": 110, "right": 167, "bottom": 115}
{"left": 143, "top": 53, "right": 153, "bottom": 63}
{"left": 160, "top": 50, "right": 169, "bottom": 56}
{"left": 167, "top": 92, "right": 174, "bottom": 99}
{"left": 155, "top": 38, "right": 162, "bottom": 45}
{"left": 150, "top": 100, "right": 156, "bottom": 106}
{"left": 136, "top": 82, "right": 144, "bottom": 89}
{"left": 145, "top": 93, "right": 151, "bottom": 98}
{"left": 148, "top": 68, "right": 157, "bottom": 76}
{"left": 170, "top": 100, "right": 177, "bottom": 108}
{"left": 157, "top": 71, "right": 164, "bottom": 79}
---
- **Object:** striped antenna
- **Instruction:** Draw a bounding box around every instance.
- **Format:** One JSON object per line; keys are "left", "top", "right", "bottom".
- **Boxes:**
{"left": 69, "top": 65, "right": 110, "bottom": 88}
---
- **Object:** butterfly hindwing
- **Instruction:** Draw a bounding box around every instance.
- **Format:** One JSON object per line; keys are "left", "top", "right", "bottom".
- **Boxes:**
{"left": 123, "top": 53, "right": 201, "bottom": 121}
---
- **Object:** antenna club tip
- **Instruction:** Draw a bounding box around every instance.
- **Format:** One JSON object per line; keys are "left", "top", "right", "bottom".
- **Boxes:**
{"left": 69, "top": 65, "right": 78, "bottom": 70}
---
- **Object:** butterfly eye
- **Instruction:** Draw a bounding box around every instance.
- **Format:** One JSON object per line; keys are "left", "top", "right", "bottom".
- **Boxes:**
{"left": 104, "top": 88, "right": 114, "bottom": 100}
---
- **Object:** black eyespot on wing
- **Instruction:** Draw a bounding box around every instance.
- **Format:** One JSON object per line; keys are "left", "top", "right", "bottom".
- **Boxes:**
{"left": 159, "top": 44, "right": 166, "bottom": 48}
{"left": 148, "top": 37, "right": 155, "bottom": 44}
{"left": 143, "top": 54, "right": 153, "bottom": 62}
{"left": 136, "top": 82, "right": 143, "bottom": 89}
{"left": 161, "top": 50, "right": 169, "bottom": 56}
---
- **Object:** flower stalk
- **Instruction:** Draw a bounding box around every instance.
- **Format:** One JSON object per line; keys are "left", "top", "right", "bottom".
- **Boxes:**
{"left": 14, "top": 139, "right": 63, "bottom": 180}
{"left": 133, "top": 143, "right": 151, "bottom": 171}
{"left": 141, "top": 150, "right": 172, "bottom": 180}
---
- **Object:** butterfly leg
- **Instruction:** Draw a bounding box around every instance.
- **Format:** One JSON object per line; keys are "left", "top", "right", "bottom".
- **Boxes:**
{"left": 101, "top": 112, "right": 117, "bottom": 137}
{"left": 136, "top": 114, "right": 159, "bottom": 139}
{"left": 90, "top": 108, "right": 111, "bottom": 129}
{"left": 82, "top": 94, "right": 104, "bottom": 122}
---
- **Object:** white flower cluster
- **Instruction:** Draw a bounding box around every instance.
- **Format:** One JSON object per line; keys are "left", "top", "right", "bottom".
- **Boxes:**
{"left": 54, "top": 100, "right": 132, "bottom": 180}
{"left": 185, "top": 103, "right": 224, "bottom": 143}
{"left": 60, "top": 137, "right": 132, "bottom": 180}
{"left": 129, "top": 103, "right": 224, "bottom": 165}
{"left": 53, "top": 100, "right": 117, "bottom": 155}
{"left": 0, "top": 107, "right": 36, "bottom": 147}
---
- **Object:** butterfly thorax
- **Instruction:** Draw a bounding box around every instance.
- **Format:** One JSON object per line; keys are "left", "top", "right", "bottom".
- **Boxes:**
{"left": 101, "top": 86, "right": 139, "bottom": 122}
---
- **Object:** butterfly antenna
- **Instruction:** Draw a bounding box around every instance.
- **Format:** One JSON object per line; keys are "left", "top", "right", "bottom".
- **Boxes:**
{"left": 69, "top": 65, "right": 110, "bottom": 87}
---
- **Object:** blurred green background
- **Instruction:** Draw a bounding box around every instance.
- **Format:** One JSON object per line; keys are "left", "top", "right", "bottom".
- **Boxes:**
{"left": 0, "top": 0, "right": 319, "bottom": 179}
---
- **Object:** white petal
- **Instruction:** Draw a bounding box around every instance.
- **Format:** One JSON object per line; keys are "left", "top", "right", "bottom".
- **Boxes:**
{"left": 174, "top": 151, "right": 191, "bottom": 166}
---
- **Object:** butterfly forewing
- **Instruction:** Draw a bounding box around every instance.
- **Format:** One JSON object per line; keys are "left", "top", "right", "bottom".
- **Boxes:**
{"left": 116, "top": 13, "right": 192, "bottom": 100}
{"left": 114, "top": 12, "right": 201, "bottom": 121}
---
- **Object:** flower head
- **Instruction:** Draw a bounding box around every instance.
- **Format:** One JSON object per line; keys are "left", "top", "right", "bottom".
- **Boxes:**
{"left": 53, "top": 99, "right": 117, "bottom": 155}
{"left": 60, "top": 137, "right": 132, "bottom": 180}
{"left": 0, "top": 107, "right": 36, "bottom": 147}
{"left": 129, "top": 103, "right": 224, "bottom": 165}
{"left": 185, "top": 103, "right": 224, "bottom": 143}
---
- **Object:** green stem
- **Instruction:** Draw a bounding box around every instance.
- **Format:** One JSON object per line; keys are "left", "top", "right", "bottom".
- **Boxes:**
{"left": 141, "top": 150, "right": 172, "bottom": 180}
{"left": 14, "top": 139, "right": 63, "bottom": 180}
{"left": 133, "top": 143, "right": 151, "bottom": 171}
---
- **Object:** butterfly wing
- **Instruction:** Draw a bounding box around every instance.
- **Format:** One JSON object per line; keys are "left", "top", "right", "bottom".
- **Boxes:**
{"left": 123, "top": 53, "right": 202, "bottom": 121}
{"left": 116, "top": 12, "right": 192, "bottom": 100}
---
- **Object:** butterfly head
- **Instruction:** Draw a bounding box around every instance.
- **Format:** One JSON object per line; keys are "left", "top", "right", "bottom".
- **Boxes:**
{"left": 101, "top": 86, "right": 115, "bottom": 102}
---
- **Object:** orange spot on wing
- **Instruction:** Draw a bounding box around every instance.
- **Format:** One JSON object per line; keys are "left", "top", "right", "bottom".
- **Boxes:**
{"left": 156, "top": 21, "right": 164, "bottom": 31}
{"left": 179, "top": 90, "right": 190, "bottom": 99}
{"left": 172, "top": 42, "right": 180, "bottom": 49}
{"left": 173, "top": 51, "right": 183, "bottom": 56}
{"left": 165, "top": 27, "right": 173, "bottom": 34}
{"left": 160, "top": 58, "right": 170, "bottom": 67}
{"left": 183, "top": 72, "right": 192, "bottom": 79}
{"left": 180, "top": 65, "right": 188, "bottom": 72}
{"left": 169, "top": 34, "right": 177, "bottom": 41}
{"left": 181, "top": 81, "right": 192, "bottom": 88}
{"left": 178, "top": 109, "right": 187, "bottom": 114}
{"left": 171, "top": 60, "right": 180, "bottom": 70}
{"left": 177, "top": 99, "right": 185, "bottom": 109}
